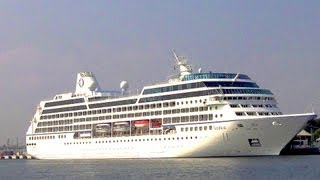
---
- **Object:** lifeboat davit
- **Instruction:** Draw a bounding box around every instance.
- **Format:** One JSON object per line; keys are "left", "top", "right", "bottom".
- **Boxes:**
{"left": 114, "top": 122, "right": 129, "bottom": 126}
{"left": 134, "top": 120, "right": 149, "bottom": 128}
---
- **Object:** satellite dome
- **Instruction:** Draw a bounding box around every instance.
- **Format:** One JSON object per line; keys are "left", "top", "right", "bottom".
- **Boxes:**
{"left": 120, "top": 81, "right": 129, "bottom": 93}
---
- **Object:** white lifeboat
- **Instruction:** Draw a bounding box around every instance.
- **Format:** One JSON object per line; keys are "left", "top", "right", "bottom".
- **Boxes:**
{"left": 113, "top": 122, "right": 130, "bottom": 132}
{"left": 95, "top": 124, "right": 111, "bottom": 133}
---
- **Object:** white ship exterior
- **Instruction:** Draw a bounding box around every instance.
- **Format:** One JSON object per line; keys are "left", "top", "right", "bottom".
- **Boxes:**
{"left": 26, "top": 52, "right": 316, "bottom": 159}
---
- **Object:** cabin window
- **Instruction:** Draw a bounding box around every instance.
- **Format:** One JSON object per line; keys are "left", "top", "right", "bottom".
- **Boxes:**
{"left": 163, "top": 102, "right": 169, "bottom": 107}
{"left": 170, "top": 102, "right": 176, "bottom": 107}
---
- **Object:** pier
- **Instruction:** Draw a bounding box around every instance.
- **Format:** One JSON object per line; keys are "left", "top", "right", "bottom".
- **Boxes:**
{"left": 0, "top": 154, "right": 33, "bottom": 160}
{"left": 0, "top": 146, "right": 34, "bottom": 160}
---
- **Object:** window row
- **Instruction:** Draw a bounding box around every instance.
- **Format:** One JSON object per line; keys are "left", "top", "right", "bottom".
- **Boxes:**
{"left": 40, "top": 105, "right": 210, "bottom": 121}
{"left": 64, "top": 135, "right": 200, "bottom": 145}
{"left": 39, "top": 111, "right": 220, "bottom": 130}
{"left": 38, "top": 119, "right": 73, "bottom": 127}
{"left": 180, "top": 125, "right": 226, "bottom": 132}
{"left": 40, "top": 101, "right": 176, "bottom": 120}
{"left": 139, "top": 88, "right": 273, "bottom": 103}
{"left": 143, "top": 82, "right": 206, "bottom": 95}
{"left": 235, "top": 112, "right": 283, "bottom": 116}
{"left": 163, "top": 114, "right": 222, "bottom": 124}
{"left": 45, "top": 98, "right": 84, "bottom": 107}
{"left": 203, "top": 81, "right": 259, "bottom": 88}
{"left": 28, "top": 134, "right": 66, "bottom": 141}
{"left": 26, "top": 143, "right": 36, "bottom": 146}
{"left": 223, "top": 96, "right": 275, "bottom": 101}
{"left": 230, "top": 104, "right": 277, "bottom": 108}
{"left": 89, "top": 99, "right": 137, "bottom": 109}
{"left": 28, "top": 135, "right": 56, "bottom": 140}
{"left": 35, "top": 126, "right": 73, "bottom": 133}
{"left": 42, "top": 105, "right": 87, "bottom": 114}
{"left": 182, "top": 73, "right": 251, "bottom": 81}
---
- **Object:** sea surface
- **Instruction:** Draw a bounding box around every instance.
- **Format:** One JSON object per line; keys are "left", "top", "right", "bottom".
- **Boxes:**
{"left": 0, "top": 156, "right": 319, "bottom": 180}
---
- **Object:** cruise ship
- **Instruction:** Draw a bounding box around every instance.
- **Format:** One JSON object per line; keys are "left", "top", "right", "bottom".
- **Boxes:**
{"left": 26, "top": 51, "right": 316, "bottom": 159}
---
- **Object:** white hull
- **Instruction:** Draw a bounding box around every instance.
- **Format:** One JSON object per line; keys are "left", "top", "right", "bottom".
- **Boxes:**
{"left": 25, "top": 56, "right": 318, "bottom": 160}
{"left": 27, "top": 113, "right": 315, "bottom": 159}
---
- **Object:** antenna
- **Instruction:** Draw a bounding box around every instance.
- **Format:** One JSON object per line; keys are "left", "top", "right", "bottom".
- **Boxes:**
{"left": 171, "top": 49, "right": 192, "bottom": 79}
{"left": 172, "top": 49, "right": 180, "bottom": 64}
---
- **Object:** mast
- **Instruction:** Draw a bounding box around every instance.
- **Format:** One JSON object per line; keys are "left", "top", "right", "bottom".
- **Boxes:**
{"left": 172, "top": 50, "right": 181, "bottom": 64}
{"left": 172, "top": 50, "right": 193, "bottom": 80}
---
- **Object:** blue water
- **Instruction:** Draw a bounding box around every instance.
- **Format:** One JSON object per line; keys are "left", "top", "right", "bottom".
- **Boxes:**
{"left": 0, "top": 156, "right": 319, "bottom": 180}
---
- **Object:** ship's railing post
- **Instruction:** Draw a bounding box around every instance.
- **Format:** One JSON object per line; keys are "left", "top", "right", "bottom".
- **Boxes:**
{"left": 149, "top": 120, "right": 151, "bottom": 135}
{"left": 111, "top": 123, "right": 113, "bottom": 137}
{"left": 129, "top": 121, "right": 132, "bottom": 137}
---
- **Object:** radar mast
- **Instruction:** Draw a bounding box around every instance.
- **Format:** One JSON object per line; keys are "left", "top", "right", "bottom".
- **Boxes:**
{"left": 172, "top": 50, "right": 193, "bottom": 80}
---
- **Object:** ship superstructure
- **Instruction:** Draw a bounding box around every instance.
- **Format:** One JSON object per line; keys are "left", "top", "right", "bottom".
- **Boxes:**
{"left": 26, "top": 52, "right": 316, "bottom": 159}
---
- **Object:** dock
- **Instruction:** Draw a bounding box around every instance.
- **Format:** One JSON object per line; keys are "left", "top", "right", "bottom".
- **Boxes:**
{"left": 0, "top": 154, "right": 33, "bottom": 160}
{"left": 0, "top": 150, "right": 34, "bottom": 160}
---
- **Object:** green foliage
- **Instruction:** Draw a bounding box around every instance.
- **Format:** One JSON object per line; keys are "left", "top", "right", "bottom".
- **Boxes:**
{"left": 313, "top": 128, "right": 320, "bottom": 140}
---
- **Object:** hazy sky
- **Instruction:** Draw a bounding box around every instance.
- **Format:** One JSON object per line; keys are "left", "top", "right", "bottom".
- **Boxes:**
{"left": 0, "top": 1, "right": 319, "bottom": 145}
